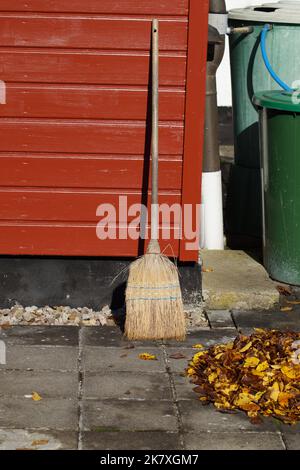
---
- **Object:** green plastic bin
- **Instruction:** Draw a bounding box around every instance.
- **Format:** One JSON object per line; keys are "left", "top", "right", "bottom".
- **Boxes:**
{"left": 229, "top": 2, "right": 300, "bottom": 169}
{"left": 227, "top": 2, "right": 300, "bottom": 244}
{"left": 254, "top": 90, "right": 300, "bottom": 285}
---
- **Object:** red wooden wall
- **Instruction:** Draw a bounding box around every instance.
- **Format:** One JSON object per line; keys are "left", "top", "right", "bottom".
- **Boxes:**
{"left": 0, "top": 0, "right": 208, "bottom": 261}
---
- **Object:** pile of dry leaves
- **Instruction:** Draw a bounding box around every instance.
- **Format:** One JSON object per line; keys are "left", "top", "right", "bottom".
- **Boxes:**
{"left": 186, "top": 329, "right": 300, "bottom": 424}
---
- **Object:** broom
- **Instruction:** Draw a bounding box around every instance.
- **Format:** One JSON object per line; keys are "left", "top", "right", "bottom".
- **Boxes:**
{"left": 125, "top": 19, "right": 186, "bottom": 341}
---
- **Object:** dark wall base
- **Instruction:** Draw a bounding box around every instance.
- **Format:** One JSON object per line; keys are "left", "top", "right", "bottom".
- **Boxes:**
{"left": 0, "top": 257, "right": 202, "bottom": 310}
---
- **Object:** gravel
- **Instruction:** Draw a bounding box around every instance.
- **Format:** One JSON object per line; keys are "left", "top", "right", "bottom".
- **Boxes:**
{"left": 0, "top": 304, "right": 114, "bottom": 327}
{"left": 0, "top": 304, "right": 209, "bottom": 330}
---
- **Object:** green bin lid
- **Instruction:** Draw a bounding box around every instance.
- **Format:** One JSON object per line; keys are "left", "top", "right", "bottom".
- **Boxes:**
{"left": 229, "top": 1, "right": 300, "bottom": 24}
{"left": 253, "top": 90, "right": 300, "bottom": 112}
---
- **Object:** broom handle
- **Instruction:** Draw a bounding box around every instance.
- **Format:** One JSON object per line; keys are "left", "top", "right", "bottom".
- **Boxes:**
{"left": 151, "top": 19, "right": 159, "bottom": 244}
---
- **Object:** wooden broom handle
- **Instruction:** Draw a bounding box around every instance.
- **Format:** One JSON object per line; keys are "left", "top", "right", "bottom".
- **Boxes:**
{"left": 151, "top": 19, "right": 159, "bottom": 241}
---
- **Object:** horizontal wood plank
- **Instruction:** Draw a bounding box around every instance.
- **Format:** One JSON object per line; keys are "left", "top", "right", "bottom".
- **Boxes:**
{"left": 0, "top": 85, "right": 185, "bottom": 120}
{"left": 0, "top": 120, "right": 184, "bottom": 155}
{"left": 0, "top": 155, "right": 182, "bottom": 189}
{"left": 0, "top": 0, "right": 191, "bottom": 259}
{"left": 0, "top": 190, "right": 181, "bottom": 222}
{"left": 0, "top": 50, "right": 186, "bottom": 86}
{"left": 0, "top": 223, "right": 180, "bottom": 257}
{"left": 0, "top": 1, "right": 188, "bottom": 15}
{"left": 0, "top": 16, "right": 187, "bottom": 51}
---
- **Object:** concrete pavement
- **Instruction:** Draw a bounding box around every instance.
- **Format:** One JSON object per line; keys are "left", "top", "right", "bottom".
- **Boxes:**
{"left": 0, "top": 311, "right": 299, "bottom": 450}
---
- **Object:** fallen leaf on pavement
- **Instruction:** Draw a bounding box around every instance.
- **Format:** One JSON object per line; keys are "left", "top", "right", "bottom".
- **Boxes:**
{"left": 280, "top": 306, "right": 293, "bottom": 312}
{"left": 192, "top": 344, "right": 204, "bottom": 349}
{"left": 287, "top": 300, "right": 300, "bottom": 305}
{"left": 169, "top": 352, "right": 187, "bottom": 359}
{"left": 243, "top": 356, "right": 260, "bottom": 368}
{"left": 202, "top": 267, "right": 214, "bottom": 273}
{"left": 139, "top": 353, "right": 157, "bottom": 361}
{"left": 120, "top": 353, "right": 128, "bottom": 358}
{"left": 276, "top": 285, "right": 293, "bottom": 296}
{"left": 239, "top": 341, "right": 252, "bottom": 353}
{"left": 31, "top": 440, "right": 49, "bottom": 447}
{"left": 16, "top": 448, "right": 35, "bottom": 451}
{"left": 31, "top": 392, "right": 42, "bottom": 402}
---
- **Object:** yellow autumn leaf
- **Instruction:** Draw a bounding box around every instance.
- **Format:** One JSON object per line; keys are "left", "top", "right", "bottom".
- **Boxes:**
{"left": 202, "top": 267, "right": 213, "bottom": 273}
{"left": 31, "top": 440, "right": 49, "bottom": 446}
{"left": 239, "top": 342, "right": 252, "bottom": 353}
{"left": 256, "top": 361, "right": 269, "bottom": 372}
{"left": 234, "top": 393, "right": 260, "bottom": 411}
{"left": 235, "top": 392, "right": 252, "bottom": 406}
{"left": 138, "top": 353, "right": 157, "bottom": 361}
{"left": 243, "top": 357, "right": 260, "bottom": 368}
{"left": 223, "top": 384, "right": 239, "bottom": 395}
{"left": 215, "top": 352, "right": 223, "bottom": 359}
{"left": 270, "top": 382, "right": 280, "bottom": 402}
{"left": 187, "top": 367, "right": 196, "bottom": 377}
{"left": 193, "top": 351, "right": 205, "bottom": 361}
{"left": 208, "top": 372, "right": 218, "bottom": 384}
{"left": 274, "top": 408, "right": 286, "bottom": 416}
{"left": 252, "top": 391, "right": 265, "bottom": 402}
{"left": 31, "top": 392, "right": 42, "bottom": 402}
{"left": 281, "top": 365, "right": 300, "bottom": 379}
{"left": 252, "top": 369, "right": 264, "bottom": 377}
{"left": 192, "top": 344, "right": 204, "bottom": 349}
{"left": 254, "top": 328, "right": 266, "bottom": 334}
{"left": 262, "top": 375, "right": 271, "bottom": 386}
{"left": 280, "top": 306, "right": 293, "bottom": 312}
{"left": 278, "top": 392, "right": 293, "bottom": 408}
{"left": 214, "top": 400, "right": 232, "bottom": 409}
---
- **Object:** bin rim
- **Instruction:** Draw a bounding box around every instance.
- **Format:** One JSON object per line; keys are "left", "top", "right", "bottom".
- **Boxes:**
{"left": 229, "top": 3, "right": 300, "bottom": 24}
{"left": 253, "top": 90, "right": 300, "bottom": 112}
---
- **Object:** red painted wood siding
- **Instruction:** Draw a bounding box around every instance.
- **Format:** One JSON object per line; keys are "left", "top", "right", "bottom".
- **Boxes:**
{"left": 0, "top": 0, "right": 208, "bottom": 259}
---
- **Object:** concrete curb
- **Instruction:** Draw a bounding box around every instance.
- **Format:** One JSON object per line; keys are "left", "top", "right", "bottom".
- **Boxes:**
{"left": 200, "top": 250, "right": 279, "bottom": 311}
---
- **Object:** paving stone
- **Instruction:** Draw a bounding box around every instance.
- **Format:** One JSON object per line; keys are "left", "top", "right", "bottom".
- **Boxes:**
{"left": 82, "top": 400, "right": 177, "bottom": 432}
{"left": 0, "top": 345, "right": 78, "bottom": 371}
{"left": 82, "top": 346, "right": 165, "bottom": 372}
{"left": 0, "top": 370, "right": 78, "bottom": 398}
{"left": 81, "top": 326, "right": 160, "bottom": 348}
{"left": 206, "top": 310, "right": 236, "bottom": 329}
{"left": 172, "top": 374, "right": 195, "bottom": 400}
{"left": 0, "top": 397, "right": 77, "bottom": 430}
{"left": 184, "top": 431, "right": 284, "bottom": 450}
{"left": 232, "top": 310, "right": 300, "bottom": 333}
{"left": 82, "top": 431, "right": 182, "bottom": 450}
{"left": 0, "top": 428, "right": 77, "bottom": 450}
{"left": 283, "top": 433, "right": 300, "bottom": 450}
{"left": 164, "top": 330, "right": 237, "bottom": 348}
{"left": 178, "top": 400, "right": 277, "bottom": 433}
{"left": 0, "top": 326, "right": 78, "bottom": 346}
{"left": 279, "top": 421, "right": 300, "bottom": 434}
{"left": 83, "top": 371, "right": 171, "bottom": 401}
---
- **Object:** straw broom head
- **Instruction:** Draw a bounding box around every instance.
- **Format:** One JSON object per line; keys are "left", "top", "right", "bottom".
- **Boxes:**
{"left": 125, "top": 240, "right": 186, "bottom": 341}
